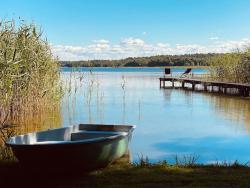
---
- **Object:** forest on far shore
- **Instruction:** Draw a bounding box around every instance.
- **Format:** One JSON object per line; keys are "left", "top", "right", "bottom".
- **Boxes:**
{"left": 60, "top": 53, "right": 222, "bottom": 67}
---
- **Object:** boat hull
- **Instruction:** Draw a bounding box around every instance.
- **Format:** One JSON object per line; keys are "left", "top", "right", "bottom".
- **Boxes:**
{"left": 7, "top": 124, "right": 135, "bottom": 170}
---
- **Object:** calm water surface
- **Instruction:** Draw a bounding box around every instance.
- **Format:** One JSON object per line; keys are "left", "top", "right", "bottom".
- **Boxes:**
{"left": 61, "top": 67, "right": 250, "bottom": 164}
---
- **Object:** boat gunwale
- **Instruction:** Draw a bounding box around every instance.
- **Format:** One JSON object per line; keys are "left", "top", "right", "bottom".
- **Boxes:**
{"left": 6, "top": 134, "right": 126, "bottom": 146}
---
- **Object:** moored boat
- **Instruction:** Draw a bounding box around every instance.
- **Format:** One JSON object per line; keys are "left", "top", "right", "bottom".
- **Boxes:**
{"left": 6, "top": 124, "right": 135, "bottom": 170}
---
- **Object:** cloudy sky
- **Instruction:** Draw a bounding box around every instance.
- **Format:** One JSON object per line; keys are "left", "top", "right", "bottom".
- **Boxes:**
{"left": 1, "top": 0, "right": 250, "bottom": 60}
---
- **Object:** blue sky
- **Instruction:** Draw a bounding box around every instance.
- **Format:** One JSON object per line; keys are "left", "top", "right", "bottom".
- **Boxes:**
{"left": 1, "top": 0, "right": 250, "bottom": 60}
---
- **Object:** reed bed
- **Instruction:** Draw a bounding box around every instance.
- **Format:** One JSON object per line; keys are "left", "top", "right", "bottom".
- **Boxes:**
{"left": 0, "top": 20, "right": 62, "bottom": 148}
{"left": 209, "top": 49, "right": 250, "bottom": 83}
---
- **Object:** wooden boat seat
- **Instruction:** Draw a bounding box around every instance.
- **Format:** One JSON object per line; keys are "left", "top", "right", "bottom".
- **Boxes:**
{"left": 78, "top": 124, "right": 133, "bottom": 132}
{"left": 71, "top": 131, "right": 125, "bottom": 141}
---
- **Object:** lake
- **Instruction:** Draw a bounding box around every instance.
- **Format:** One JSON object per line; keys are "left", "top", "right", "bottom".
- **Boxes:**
{"left": 61, "top": 67, "right": 250, "bottom": 164}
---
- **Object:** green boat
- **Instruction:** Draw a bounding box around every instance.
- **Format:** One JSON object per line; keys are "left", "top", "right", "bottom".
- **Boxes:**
{"left": 7, "top": 124, "right": 135, "bottom": 170}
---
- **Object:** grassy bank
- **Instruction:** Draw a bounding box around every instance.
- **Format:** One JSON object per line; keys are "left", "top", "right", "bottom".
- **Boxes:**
{"left": 1, "top": 159, "right": 250, "bottom": 188}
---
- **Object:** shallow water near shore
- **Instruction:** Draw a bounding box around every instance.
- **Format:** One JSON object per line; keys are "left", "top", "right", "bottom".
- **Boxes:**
{"left": 61, "top": 67, "right": 250, "bottom": 164}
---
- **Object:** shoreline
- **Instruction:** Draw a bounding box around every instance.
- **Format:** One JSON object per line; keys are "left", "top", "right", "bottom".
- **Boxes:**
{"left": 1, "top": 159, "right": 250, "bottom": 187}
{"left": 61, "top": 66, "right": 209, "bottom": 69}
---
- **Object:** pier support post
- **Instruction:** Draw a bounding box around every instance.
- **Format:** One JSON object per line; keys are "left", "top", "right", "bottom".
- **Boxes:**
{"left": 224, "top": 88, "right": 227, "bottom": 94}
{"left": 172, "top": 81, "right": 174, "bottom": 88}
{"left": 243, "top": 88, "right": 249, "bottom": 97}
{"left": 204, "top": 84, "right": 208, "bottom": 92}
{"left": 163, "top": 80, "right": 165, "bottom": 88}
{"left": 192, "top": 83, "right": 195, "bottom": 91}
{"left": 219, "top": 86, "right": 223, "bottom": 93}
{"left": 182, "top": 81, "right": 185, "bottom": 88}
{"left": 239, "top": 87, "right": 245, "bottom": 96}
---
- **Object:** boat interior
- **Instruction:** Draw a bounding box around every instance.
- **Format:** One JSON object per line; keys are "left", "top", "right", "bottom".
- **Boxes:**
{"left": 7, "top": 124, "right": 134, "bottom": 145}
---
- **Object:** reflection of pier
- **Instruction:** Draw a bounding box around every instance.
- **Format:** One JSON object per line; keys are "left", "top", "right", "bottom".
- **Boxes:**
{"left": 159, "top": 76, "right": 250, "bottom": 97}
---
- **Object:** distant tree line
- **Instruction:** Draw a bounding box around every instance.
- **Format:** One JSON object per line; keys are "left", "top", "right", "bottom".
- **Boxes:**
{"left": 60, "top": 53, "right": 222, "bottom": 67}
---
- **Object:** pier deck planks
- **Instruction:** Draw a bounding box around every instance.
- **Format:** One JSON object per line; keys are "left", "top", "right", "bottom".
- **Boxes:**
{"left": 159, "top": 77, "right": 250, "bottom": 97}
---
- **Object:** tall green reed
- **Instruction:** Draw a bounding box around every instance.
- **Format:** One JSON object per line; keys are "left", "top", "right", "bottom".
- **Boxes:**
{"left": 0, "top": 20, "right": 62, "bottom": 139}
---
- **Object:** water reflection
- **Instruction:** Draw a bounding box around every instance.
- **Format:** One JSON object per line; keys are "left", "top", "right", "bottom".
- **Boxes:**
{"left": 177, "top": 90, "right": 250, "bottom": 130}
{"left": 0, "top": 108, "right": 61, "bottom": 143}
{"left": 154, "top": 136, "right": 250, "bottom": 164}
{"left": 61, "top": 69, "right": 250, "bottom": 163}
{"left": 205, "top": 94, "right": 250, "bottom": 131}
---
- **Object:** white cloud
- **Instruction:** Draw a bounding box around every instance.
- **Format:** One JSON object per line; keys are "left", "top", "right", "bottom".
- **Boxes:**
{"left": 51, "top": 38, "right": 250, "bottom": 61}
{"left": 121, "top": 37, "right": 145, "bottom": 46}
{"left": 212, "top": 39, "right": 250, "bottom": 52}
{"left": 142, "top": 31, "right": 147, "bottom": 35}
{"left": 157, "top": 43, "right": 170, "bottom": 48}
{"left": 176, "top": 44, "right": 207, "bottom": 54}
{"left": 88, "top": 43, "right": 110, "bottom": 51}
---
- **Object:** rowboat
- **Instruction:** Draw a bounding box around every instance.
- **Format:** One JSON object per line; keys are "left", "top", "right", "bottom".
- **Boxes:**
{"left": 6, "top": 124, "right": 135, "bottom": 170}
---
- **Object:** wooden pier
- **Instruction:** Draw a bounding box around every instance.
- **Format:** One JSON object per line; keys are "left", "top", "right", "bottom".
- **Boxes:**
{"left": 159, "top": 76, "right": 250, "bottom": 97}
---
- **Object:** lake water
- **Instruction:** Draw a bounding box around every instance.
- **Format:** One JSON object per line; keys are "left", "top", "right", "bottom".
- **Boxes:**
{"left": 61, "top": 67, "right": 250, "bottom": 164}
